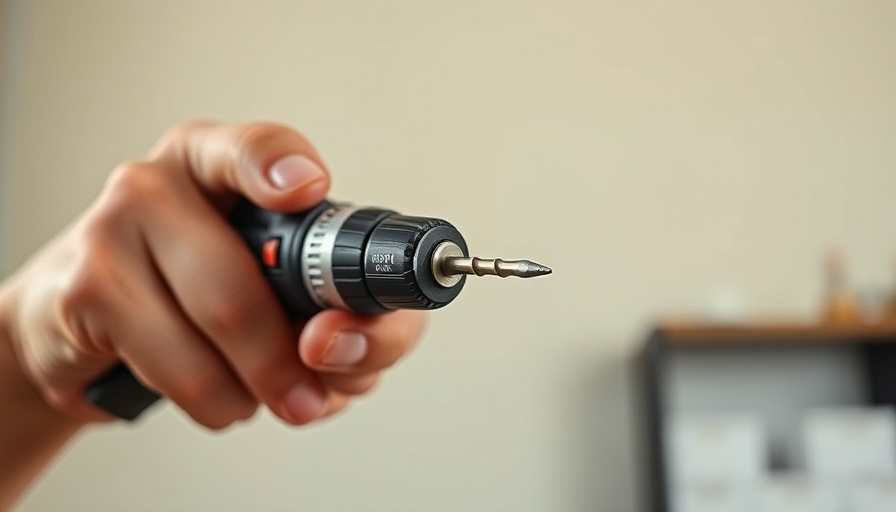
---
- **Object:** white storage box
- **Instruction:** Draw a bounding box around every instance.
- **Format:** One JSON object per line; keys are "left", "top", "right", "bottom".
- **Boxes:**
{"left": 803, "top": 406, "right": 896, "bottom": 480}
{"left": 757, "top": 474, "right": 841, "bottom": 512}
{"left": 845, "top": 477, "right": 896, "bottom": 512}
{"left": 667, "top": 413, "right": 766, "bottom": 485}
{"left": 672, "top": 482, "right": 754, "bottom": 512}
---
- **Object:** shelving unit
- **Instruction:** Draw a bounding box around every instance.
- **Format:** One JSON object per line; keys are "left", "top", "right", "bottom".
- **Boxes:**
{"left": 640, "top": 320, "right": 896, "bottom": 512}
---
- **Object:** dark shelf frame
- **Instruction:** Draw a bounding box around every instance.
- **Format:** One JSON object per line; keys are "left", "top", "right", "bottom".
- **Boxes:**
{"left": 639, "top": 322, "right": 896, "bottom": 512}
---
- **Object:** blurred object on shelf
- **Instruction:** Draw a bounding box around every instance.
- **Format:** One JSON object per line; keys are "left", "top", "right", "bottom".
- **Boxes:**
{"left": 820, "top": 247, "right": 861, "bottom": 325}
{"left": 705, "top": 284, "right": 747, "bottom": 324}
{"left": 885, "top": 257, "right": 896, "bottom": 324}
{"left": 857, "top": 287, "right": 889, "bottom": 325}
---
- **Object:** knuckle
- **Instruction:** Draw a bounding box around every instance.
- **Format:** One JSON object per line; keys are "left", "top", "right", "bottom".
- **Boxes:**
{"left": 196, "top": 415, "right": 233, "bottom": 432}
{"left": 153, "top": 119, "right": 216, "bottom": 153}
{"left": 103, "top": 160, "right": 171, "bottom": 209}
{"left": 343, "top": 374, "right": 380, "bottom": 395}
{"left": 236, "top": 400, "right": 260, "bottom": 422}
{"left": 167, "top": 119, "right": 216, "bottom": 138}
{"left": 199, "top": 286, "right": 269, "bottom": 337}
{"left": 201, "top": 415, "right": 240, "bottom": 432}
{"left": 56, "top": 233, "right": 122, "bottom": 356}
{"left": 166, "top": 366, "right": 227, "bottom": 410}
{"left": 59, "top": 239, "right": 117, "bottom": 317}
{"left": 58, "top": 267, "right": 100, "bottom": 317}
{"left": 193, "top": 398, "right": 259, "bottom": 432}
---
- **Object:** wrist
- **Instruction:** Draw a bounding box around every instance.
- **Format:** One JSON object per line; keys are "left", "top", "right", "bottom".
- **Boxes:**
{"left": 0, "top": 279, "right": 86, "bottom": 510}
{"left": 0, "top": 280, "right": 73, "bottom": 420}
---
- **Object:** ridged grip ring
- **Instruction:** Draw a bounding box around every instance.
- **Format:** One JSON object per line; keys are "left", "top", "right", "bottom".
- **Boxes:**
{"left": 301, "top": 203, "right": 363, "bottom": 309}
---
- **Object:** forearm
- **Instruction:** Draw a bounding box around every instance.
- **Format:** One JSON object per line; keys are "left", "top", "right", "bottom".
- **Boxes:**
{"left": 0, "top": 281, "right": 86, "bottom": 510}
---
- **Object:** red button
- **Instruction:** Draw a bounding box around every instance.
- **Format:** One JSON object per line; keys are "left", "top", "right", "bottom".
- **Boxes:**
{"left": 262, "top": 238, "right": 281, "bottom": 268}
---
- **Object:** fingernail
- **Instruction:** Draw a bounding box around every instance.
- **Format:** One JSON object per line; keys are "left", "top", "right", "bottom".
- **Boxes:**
{"left": 267, "top": 154, "right": 325, "bottom": 191}
{"left": 281, "top": 383, "right": 327, "bottom": 424}
{"left": 322, "top": 332, "right": 368, "bottom": 366}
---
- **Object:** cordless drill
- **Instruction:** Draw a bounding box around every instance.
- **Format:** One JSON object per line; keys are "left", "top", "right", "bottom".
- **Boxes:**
{"left": 86, "top": 198, "right": 551, "bottom": 421}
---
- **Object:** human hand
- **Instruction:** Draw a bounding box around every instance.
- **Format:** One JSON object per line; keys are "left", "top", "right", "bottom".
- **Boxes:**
{"left": 0, "top": 121, "right": 428, "bottom": 430}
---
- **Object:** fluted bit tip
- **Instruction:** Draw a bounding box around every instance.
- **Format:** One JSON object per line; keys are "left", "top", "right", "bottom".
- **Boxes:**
{"left": 519, "top": 260, "right": 553, "bottom": 277}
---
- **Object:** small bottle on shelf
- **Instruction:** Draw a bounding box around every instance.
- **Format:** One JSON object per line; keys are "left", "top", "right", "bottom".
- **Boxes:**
{"left": 820, "top": 247, "right": 860, "bottom": 325}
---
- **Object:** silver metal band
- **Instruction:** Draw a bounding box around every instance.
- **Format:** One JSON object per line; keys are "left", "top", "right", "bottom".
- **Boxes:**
{"left": 431, "top": 241, "right": 465, "bottom": 288}
{"left": 301, "top": 203, "right": 363, "bottom": 310}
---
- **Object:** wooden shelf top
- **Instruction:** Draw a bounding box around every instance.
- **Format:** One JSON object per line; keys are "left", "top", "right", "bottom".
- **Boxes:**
{"left": 655, "top": 319, "right": 896, "bottom": 345}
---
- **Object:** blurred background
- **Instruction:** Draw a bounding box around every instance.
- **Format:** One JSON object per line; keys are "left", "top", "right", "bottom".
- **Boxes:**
{"left": 2, "top": 1, "right": 896, "bottom": 511}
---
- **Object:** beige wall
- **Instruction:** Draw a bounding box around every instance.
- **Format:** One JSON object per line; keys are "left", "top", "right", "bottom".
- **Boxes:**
{"left": 1, "top": 0, "right": 24, "bottom": 276}
{"left": 5, "top": 1, "right": 896, "bottom": 510}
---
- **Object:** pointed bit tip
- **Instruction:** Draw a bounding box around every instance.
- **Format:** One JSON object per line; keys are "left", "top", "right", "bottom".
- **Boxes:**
{"left": 521, "top": 261, "right": 552, "bottom": 277}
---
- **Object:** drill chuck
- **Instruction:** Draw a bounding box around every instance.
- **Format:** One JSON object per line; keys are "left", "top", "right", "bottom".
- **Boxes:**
{"left": 230, "top": 199, "right": 470, "bottom": 318}
{"left": 85, "top": 198, "right": 551, "bottom": 421}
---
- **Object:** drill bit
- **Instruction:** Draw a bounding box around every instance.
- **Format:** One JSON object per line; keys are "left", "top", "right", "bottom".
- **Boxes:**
{"left": 443, "top": 257, "right": 552, "bottom": 278}
{"left": 430, "top": 241, "right": 551, "bottom": 287}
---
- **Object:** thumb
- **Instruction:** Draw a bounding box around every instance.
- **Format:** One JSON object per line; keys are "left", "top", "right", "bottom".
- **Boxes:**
{"left": 148, "top": 120, "right": 332, "bottom": 212}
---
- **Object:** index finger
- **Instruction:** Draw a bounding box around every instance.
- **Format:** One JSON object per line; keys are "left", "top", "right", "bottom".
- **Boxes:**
{"left": 148, "top": 120, "right": 332, "bottom": 212}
